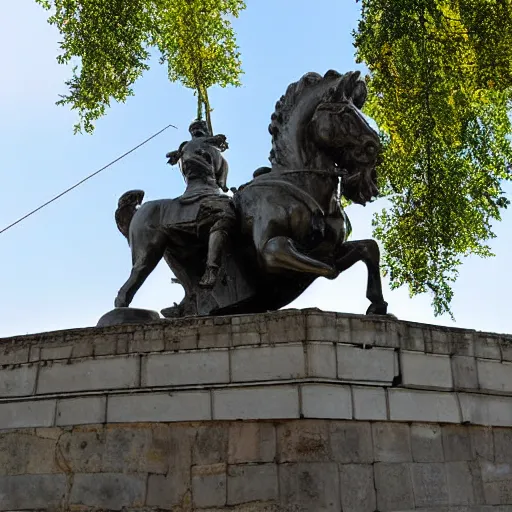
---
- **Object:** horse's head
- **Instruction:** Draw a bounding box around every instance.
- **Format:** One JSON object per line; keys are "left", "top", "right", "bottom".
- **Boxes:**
{"left": 269, "top": 70, "right": 381, "bottom": 205}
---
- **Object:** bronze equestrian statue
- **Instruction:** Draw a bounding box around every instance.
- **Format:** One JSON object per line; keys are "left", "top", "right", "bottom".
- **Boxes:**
{"left": 113, "top": 70, "right": 388, "bottom": 319}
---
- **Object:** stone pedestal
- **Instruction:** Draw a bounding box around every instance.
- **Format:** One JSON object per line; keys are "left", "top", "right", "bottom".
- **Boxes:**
{"left": 0, "top": 309, "right": 511, "bottom": 510}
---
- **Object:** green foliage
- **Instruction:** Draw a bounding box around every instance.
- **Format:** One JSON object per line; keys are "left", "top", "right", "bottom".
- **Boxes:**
{"left": 354, "top": 0, "right": 512, "bottom": 316}
{"left": 35, "top": 0, "right": 245, "bottom": 133}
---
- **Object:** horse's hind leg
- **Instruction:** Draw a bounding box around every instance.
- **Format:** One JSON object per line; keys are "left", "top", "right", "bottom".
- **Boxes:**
{"left": 334, "top": 239, "right": 388, "bottom": 315}
{"left": 115, "top": 230, "right": 167, "bottom": 308}
{"left": 260, "top": 236, "right": 336, "bottom": 278}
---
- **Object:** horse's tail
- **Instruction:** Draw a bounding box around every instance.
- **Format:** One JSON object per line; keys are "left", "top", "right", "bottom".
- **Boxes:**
{"left": 115, "top": 190, "right": 145, "bottom": 239}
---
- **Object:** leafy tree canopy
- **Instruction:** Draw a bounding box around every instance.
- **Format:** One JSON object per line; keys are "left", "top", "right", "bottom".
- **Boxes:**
{"left": 35, "top": 0, "right": 245, "bottom": 134}
{"left": 354, "top": 0, "right": 512, "bottom": 316}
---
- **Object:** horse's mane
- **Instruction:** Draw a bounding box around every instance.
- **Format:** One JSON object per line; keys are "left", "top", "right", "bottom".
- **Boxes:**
{"left": 268, "top": 69, "right": 368, "bottom": 166}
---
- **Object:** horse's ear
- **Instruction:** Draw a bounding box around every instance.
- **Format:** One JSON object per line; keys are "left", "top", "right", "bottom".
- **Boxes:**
{"left": 352, "top": 80, "right": 368, "bottom": 109}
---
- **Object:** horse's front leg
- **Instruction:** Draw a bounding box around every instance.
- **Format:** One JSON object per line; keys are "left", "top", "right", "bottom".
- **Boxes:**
{"left": 334, "top": 239, "right": 388, "bottom": 315}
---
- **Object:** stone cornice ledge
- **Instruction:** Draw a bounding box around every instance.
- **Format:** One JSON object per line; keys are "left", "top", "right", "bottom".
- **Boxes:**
{"left": 0, "top": 309, "right": 510, "bottom": 430}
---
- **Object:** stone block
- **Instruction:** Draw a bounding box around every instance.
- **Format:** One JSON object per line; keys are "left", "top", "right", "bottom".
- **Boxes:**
{"left": 40, "top": 344, "right": 73, "bottom": 360}
{"left": 231, "top": 315, "right": 266, "bottom": 346}
{"left": 0, "top": 399, "right": 55, "bottom": 429}
{"left": 266, "top": 311, "right": 306, "bottom": 343}
{"left": 388, "top": 389, "right": 460, "bottom": 423}
{"left": 339, "top": 464, "right": 376, "bottom": 512}
{"left": 410, "top": 462, "right": 449, "bottom": 507}
{"left": 451, "top": 330, "right": 475, "bottom": 357}
{"left": 0, "top": 432, "right": 59, "bottom": 475}
{"left": 108, "top": 390, "right": 211, "bottom": 422}
{"left": 480, "top": 461, "right": 512, "bottom": 505}
{"left": 374, "top": 462, "right": 414, "bottom": 511}
{"left": 192, "top": 463, "right": 227, "bottom": 508}
{"left": 0, "top": 364, "right": 37, "bottom": 397}
{"left": 56, "top": 427, "right": 105, "bottom": 473}
{"left": 337, "top": 345, "right": 396, "bottom": 383}
{"left": 0, "top": 474, "right": 66, "bottom": 510}
{"left": 1, "top": 346, "right": 29, "bottom": 365}
{"left": 372, "top": 422, "right": 412, "bottom": 462}
{"left": 336, "top": 315, "right": 352, "bottom": 344}
{"left": 429, "top": 328, "right": 453, "bottom": 354}
{"left": 452, "top": 355, "right": 478, "bottom": 390}
{"left": 279, "top": 462, "right": 340, "bottom": 512}
{"left": 198, "top": 317, "right": 232, "bottom": 348}
{"left": 410, "top": 424, "right": 444, "bottom": 462}
{"left": 306, "top": 312, "right": 337, "bottom": 341}
{"left": 446, "top": 461, "right": 475, "bottom": 505}
{"left": 93, "top": 334, "right": 118, "bottom": 356}
{"left": 143, "top": 349, "right": 229, "bottom": 387}
{"left": 478, "top": 359, "right": 512, "bottom": 393}
{"left": 401, "top": 324, "right": 426, "bottom": 352}
{"left": 227, "top": 464, "right": 278, "bottom": 505}
{"left": 228, "top": 422, "right": 276, "bottom": 464}
{"left": 352, "top": 386, "right": 387, "bottom": 420}
{"left": 500, "top": 335, "right": 512, "bottom": 362}
{"left": 470, "top": 426, "right": 494, "bottom": 461}
{"left": 213, "top": 385, "right": 299, "bottom": 420}
{"left": 350, "top": 316, "right": 396, "bottom": 347}
{"left": 130, "top": 326, "right": 164, "bottom": 353}
{"left": 164, "top": 321, "right": 198, "bottom": 351}
{"left": 70, "top": 473, "right": 146, "bottom": 509}
{"left": 330, "top": 421, "right": 373, "bottom": 463}
{"left": 493, "top": 428, "right": 512, "bottom": 463}
{"left": 307, "top": 342, "right": 337, "bottom": 378}
{"left": 193, "top": 424, "right": 229, "bottom": 466}
{"left": 146, "top": 473, "right": 191, "bottom": 509}
{"left": 56, "top": 396, "right": 106, "bottom": 426}
{"left": 277, "top": 420, "right": 330, "bottom": 463}
{"left": 442, "top": 425, "right": 472, "bottom": 461}
{"left": 231, "top": 344, "right": 305, "bottom": 382}
{"left": 103, "top": 424, "right": 169, "bottom": 474}
{"left": 474, "top": 335, "right": 502, "bottom": 360}
{"left": 301, "top": 384, "right": 352, "bottom": 419}
{"left": 400, "top": 351, "right": 453, "bottom": 390}
{"left": 459, "top": 393, "right": 512, "bottom": 427}
{"left": 37, "top": 355, "right": 139, "bottom": 394}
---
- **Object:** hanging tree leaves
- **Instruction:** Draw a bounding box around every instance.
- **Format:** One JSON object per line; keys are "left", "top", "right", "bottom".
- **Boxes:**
{"left": 354, "top": 0, "right": 512, "bottom": 316}
{"left": 35, "top": 0, "right": 245, "bottom": 134}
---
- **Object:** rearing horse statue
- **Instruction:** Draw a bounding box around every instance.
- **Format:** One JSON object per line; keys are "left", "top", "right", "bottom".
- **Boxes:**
{"left": 114, "top": 69, "right": 388, "bottom": 318}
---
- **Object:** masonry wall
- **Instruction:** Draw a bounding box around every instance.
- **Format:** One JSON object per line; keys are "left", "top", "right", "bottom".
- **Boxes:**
{"left": 0, "top": 309, "right": 512, "bottom": 511}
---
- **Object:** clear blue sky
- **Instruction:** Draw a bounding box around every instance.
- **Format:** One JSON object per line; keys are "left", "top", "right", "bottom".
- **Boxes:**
{"left": 1, "top": 1, "right": 511, "bottom": 337}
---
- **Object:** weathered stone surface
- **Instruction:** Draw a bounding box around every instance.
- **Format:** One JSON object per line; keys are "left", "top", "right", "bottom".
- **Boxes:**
{"left": 374, "top": 462, "right": 414, "bottom": 511}
{"left": 330, "top": 421, "right": 373, "bottom": 463}
{"left": 446, "top": 461, "right": 476, "bottom": 505}
{"left": 70, "top": 473, "right": 146, "bottom": 509}
{"left": 459, "top": 393, "right": 512, "bottom": 427}
{"left": 480, "top": 461, "right": 512, "bottom": 505}
{"left": 306, "top": 342, "right": 337, "bottom": 378}
{"left": 231, "top": 344, "right": 305, "bottom": 382}
{"left": 56, "top": 396, "right": 106, "bottom": 426}
{"left": 279, "top": 462, "right": 340, "bottom": 512}
{"left": 192, "top": 464, "right": 227, "bottom": 508}
{"left": 352, "top": 386, "right": 387, "bottom": 420}
{"left": 339, "top": 464, "right": 376, "bottom": 512}
{"left": 410, "top": 462, "right": 449, "bottom": 507}
{"left": 400, "top": 351, "right": 453, "bottom": 389}
{"left": 108, "top": 390, "right": 211, "bottom": 422}
{"left": 452, "top": 355, "right": 478, "bottom": 390}
{"left": 301, "top": 384, "right": 352, "bottom": 419}
{"left": 0, "top": 399, "right": 55, "bottom": 429}
{"left": 143, "top": 349, "right": 229, "bottom": 387}
{"left": 0, "top": 345, "right": 29, "bottom": 365}
{"left": 478, "top": 359, "right": 512, "bottom": 393}
{"left": 442, "top": 425, "right": 472, "bottom": 461}
{"left": 337, "top": 345, "right": 396, "bottom": 383}
{"left": 388, "top": 389, "right": 460, "bottom": 423}
{"left": 213, "top": 386, "right": 299, "bottom": 420}
{"left": 474, "top": 335, "right": 502, "bottom": 360}
{"left": 193, "top": 424, "right": 229, "bottom": 466}
{"left": 228, "top": 423, "right": 276, "bottom": 464}
{"left": 37, "top": 355, "right": 139, "bottom": 394}
{"left": 372, "top": 422, "right": 412, "bottom": 462}
{"left": 227, "top": 464, "right": 279, "bottom": 505}
{"left": 0, "top": 364, "right": 37, "bottom": 397}
{"left": 470, "top": 426, "right": 494, "bottom": 461}
{"left": 277, "top": 420, "right": 330, "bottom": 463}
{"left": 410, "top": 424, "right": 444, "bottom": 462}
{"left": 0, "top": 474, "right": 66, "bottom": 510}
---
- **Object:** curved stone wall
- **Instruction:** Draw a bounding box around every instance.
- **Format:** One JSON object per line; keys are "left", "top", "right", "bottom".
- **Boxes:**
{"left": 0, "top": 309, "right": 511, "bottom": 510}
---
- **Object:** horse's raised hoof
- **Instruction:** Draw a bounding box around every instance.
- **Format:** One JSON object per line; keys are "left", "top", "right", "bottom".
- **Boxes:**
{"left": 366, "top": 301, "right": 388, "bottom": 316}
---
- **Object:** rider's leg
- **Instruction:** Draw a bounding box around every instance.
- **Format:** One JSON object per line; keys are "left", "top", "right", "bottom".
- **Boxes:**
{"left": 199, "top": 228, "right": 228, "bottom": 288}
